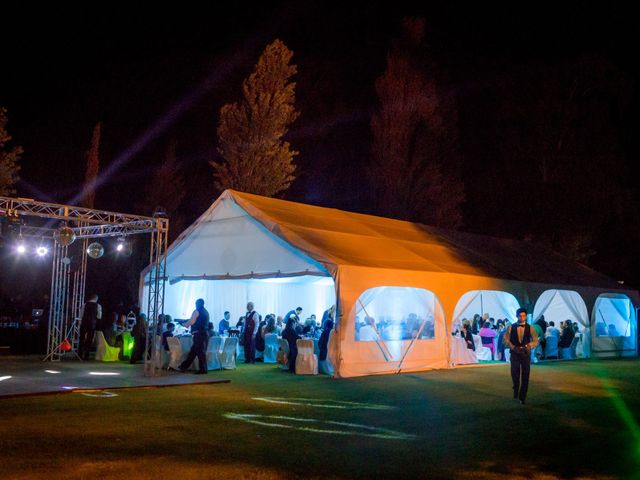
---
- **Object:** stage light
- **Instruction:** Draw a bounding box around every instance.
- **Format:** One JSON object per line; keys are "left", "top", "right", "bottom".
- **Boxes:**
{"left": 36, "top": 246, "right": 49, "bottom": 257}
{"left": 115, "top": 236, "right": 132, "bottom": 256}
{"left": 16, "top": 243, "right": 26, "bottom": 254}
{"left": 88, "top": 371, "right": 120, "bottom": 376}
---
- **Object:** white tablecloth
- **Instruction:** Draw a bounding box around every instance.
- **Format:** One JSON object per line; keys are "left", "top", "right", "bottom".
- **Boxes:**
{"left": 450, "top": 336, "right": 478, "bottom": 365}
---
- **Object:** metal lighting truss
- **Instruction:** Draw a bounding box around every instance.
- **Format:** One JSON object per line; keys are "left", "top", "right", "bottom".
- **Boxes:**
{"left": 0, "top": 196, "right": 168, "bottom": 375}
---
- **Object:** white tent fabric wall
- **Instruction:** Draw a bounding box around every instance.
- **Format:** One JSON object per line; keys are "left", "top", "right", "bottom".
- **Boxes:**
{"left": 532, "top": 289, "right": 591, "bottom": 358}
{"left": 163, "top": 197, "right": 325, "bottom": 279}
{"left": 161, "top": 276, "right": 335, "bottom": 330}
{"left": 591, "top": 294, "right": 637, "bottom": 357}
{"left": 452, "top": 290, "right": 521, "bottom": 329}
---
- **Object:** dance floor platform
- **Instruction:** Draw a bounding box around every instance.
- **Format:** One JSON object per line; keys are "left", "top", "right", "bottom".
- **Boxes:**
{"left": 0, "top": 355, "right": 229, "bottom": 398}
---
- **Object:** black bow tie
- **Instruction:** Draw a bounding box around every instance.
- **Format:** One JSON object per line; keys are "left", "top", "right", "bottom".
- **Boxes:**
{"left": 517, "top": 324, "right": 526, "bottom": 327}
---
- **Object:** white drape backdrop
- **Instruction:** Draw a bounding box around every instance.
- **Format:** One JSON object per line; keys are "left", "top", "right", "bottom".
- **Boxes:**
{"left": 145, "top": 276, "right": 335, "bottom": 332}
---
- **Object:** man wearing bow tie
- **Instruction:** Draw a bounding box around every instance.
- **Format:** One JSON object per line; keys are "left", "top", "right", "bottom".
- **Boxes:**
{"left": 504, "top": 307, "right": 538, "bottom": 404}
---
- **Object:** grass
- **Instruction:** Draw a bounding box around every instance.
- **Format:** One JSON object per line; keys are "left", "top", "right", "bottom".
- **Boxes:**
{"left": 1, "top": 358, "right": 639, "bottom": 479}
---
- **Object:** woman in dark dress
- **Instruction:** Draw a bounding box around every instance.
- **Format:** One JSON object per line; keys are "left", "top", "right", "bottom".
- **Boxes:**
{"left": 461, "top": 321, "right": 475, "bottom": 351}
{"left": 318, "top": 316, "right": 334, "bottom": 362}
{"left": 282, "top": 317, "right": 300, "bottom": 373}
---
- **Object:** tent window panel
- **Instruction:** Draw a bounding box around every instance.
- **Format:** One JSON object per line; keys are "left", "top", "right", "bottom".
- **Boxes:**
{"left": 354, "top": 286, "right": 437, "bottom": 342}
{"left": 593, "top": 296, "right": 634, "bottom": 338}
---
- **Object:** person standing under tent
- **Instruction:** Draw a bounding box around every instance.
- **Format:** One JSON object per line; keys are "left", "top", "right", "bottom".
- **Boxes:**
{"left": 319, "top": 306, "right": 335, "bottom": 364}
{"left": 285, "top": 307, "right": 303, "bottom": 324}
{"left": 129, "top": 313, "right": 148, "bottom": 364}
{"left": 282, "top": 317, "right": 301, "bottom": 373}
{"left": 179, "top": 298, "right": 209, "bottom": 374}
{"left": 243, "top": 302, "right": 259, "bottom": 364}
{"left": 503, "top": 307, "right": 538, "bottom": 405}
{"left": 218, "top": 311, "right": 230, "bottom": 335}
{"left": 78, "top": 293, "right": 102, "bottom": 360}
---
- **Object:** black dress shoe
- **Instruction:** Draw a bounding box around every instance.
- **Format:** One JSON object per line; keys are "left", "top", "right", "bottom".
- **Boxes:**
{"left": 178, "top": 366, "right": 188, "bottom": 373}
{"left": 520, "top": 399, "right": 525, "bottom": 405}
{"left": 194, "top": 370, "right": 207, "bottom": 375}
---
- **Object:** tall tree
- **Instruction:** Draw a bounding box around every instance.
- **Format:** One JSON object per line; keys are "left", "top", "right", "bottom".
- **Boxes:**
{"left": 144, "top": 141, "right": 186, "bottom": 219}
{"left": 212, "top": 39, "right": 300, "bottom": 197}
{"left": 81, "top": 122, "right": 101, "bottom": 208}
{"left": 370, "top": 18, "right": 464, "bottom": 228}
{"left": 0, "top": 107, "right": 23, "bottom": 196}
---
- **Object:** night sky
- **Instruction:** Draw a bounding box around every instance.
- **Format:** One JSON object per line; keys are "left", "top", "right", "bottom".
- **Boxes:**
{"left": 1, "top": 2, "right": 639, "bottom": 308}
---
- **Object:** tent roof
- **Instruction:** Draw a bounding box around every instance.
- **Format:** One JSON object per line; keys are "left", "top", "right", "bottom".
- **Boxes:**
{"left": 221, "top": 190, "right": 621, "bottom": 289}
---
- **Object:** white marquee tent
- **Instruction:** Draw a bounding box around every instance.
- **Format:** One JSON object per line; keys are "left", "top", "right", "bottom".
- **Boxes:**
{"left": 141, "top": 190, "right": 638, "bottom": 377}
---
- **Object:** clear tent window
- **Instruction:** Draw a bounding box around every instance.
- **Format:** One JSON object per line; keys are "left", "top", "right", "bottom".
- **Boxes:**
{"left": 354, "top": 286, "right": 437, "bottom": 342}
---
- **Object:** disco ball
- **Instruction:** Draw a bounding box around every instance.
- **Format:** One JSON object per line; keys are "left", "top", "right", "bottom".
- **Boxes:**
{"left": 55, "top": 226, "right": 76, "bottom": 246}
{"left": 86, "top": 242, "right": 104, "bottom": 259}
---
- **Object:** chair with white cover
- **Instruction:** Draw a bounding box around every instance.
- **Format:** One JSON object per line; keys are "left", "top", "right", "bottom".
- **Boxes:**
{"left": 560, "top": 336, "right": 579, "bottom": 360}
{"left": 154, "top": 335, "right": 170, "bottom": 369}
{"left": 319, "top": 329, "right": 336, "bottom": 375}
{"left": 472, "top": 334, "right": 492, "bottom": 361}
{"left": 206, "top": 336, "right": 224, "bottom": 370}
{"left": 263, "top": 334, "right": 279, "bottom": 364}
{"left": 95, "top": 331, "right": 120, "bottom": 361}
{"left": 295, "top": 339, "right": 318, "bottom": 375}
{"left": 166, "top": 336, "right": 184, "bottom": 370}
{"left": 544, "top": 335, "right": 559, "bottom": 359}
{"left": 220, "top": 337, "right": 238, "bottom": 370}
{"left": 277, "top": 338, "right": 290, "bottom": 369}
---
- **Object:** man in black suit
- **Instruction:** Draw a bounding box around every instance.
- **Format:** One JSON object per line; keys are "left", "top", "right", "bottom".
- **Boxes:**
{"left": 503, "top": 308, "right": 538, "bottom": 405}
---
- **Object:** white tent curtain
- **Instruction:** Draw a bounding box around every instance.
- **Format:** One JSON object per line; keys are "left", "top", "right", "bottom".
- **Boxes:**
{"left": 533, "top": 290, "right": 589, "bottom": 330}
{"left": 532, "top": 290, "right": 558, "bottom": 323}
{"left": 452, "top": 290, "right": 521, "bottom": 328}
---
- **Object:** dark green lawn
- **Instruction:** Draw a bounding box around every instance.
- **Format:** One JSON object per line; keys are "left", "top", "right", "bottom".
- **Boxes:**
{"left": 1, "top": 359, "right": 639, "bottom": 479}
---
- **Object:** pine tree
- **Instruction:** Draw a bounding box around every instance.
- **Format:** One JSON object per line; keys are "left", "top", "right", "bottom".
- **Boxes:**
{"left": 212, "top": 39, "right": 299, "bottom": 197}
{"left": 370, "top": 18, "right": 464, "bottom": 228}
{"left": 0, "top": 107, "right": 23, "bottom": 196}
{"left": 145, "top": 141, "right": 186, "bottom": 220}
{"left": 81, "top": 122, "right": 101, "bottom": 208}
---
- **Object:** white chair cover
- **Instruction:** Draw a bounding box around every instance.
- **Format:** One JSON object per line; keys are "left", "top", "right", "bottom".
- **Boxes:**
{"left": 560, "top": 347, "right": 574, "bottom": 359}
{"left": 95, "top": 331, "right": 120, "bottom": 362}
{"left": 295, "top": 339, "right": 318, "bottom": 375}
{"left": 263, "top": 334, "right": 279, "bottom": 364}
{"left": 220, "top": 337, "right": 238, "bottom": 370}
{"left": 166, "top": 336, "right": 184, "bottom": 370}
{"left": 278, "top": 338, "right": 290, "bottom": 369}
{"left": 153, "top": 335, "right": 170, "bottom": 369}
{"left": 472, "top": 334, "right": 492, "bottom": 361}
{"left": 450, "top": 335, "right": 478, "bottom": 365}
{"left": 207, "top": 336, "right": 224, "bottom": 370}
{"left": 544, "top": 335, "right": 559, "bottom": 358}
{"left": 319, "top": 330, "right": 336, "bottom": 375}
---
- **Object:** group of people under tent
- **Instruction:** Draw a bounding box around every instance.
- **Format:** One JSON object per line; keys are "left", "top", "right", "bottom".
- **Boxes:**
{"left": 77, "top": 293, "right": 149, "bottom": 364}
{"left": 454, "top": 312, "right": 587, "bottom": 362}
{"left": 354, "top": 313, "right": 436, "bottom": 342}
{"left": 161, "top": 299, "right": 336, "bottom": 375}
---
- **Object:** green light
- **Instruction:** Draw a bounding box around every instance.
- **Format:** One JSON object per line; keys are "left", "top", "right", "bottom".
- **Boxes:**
{"left": 121, "top": 332, "right": 135, "bottom": 359}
